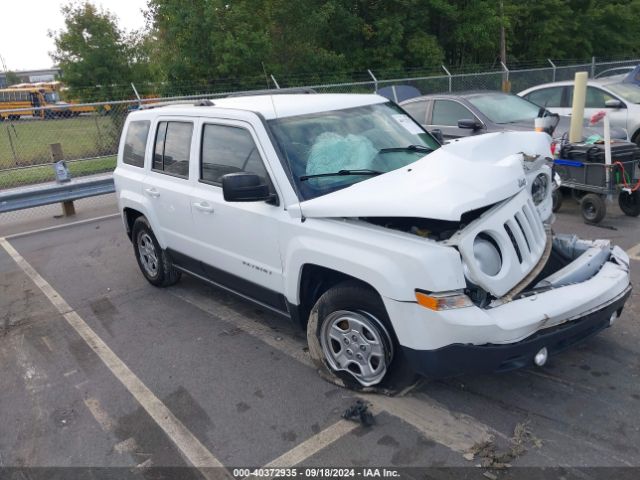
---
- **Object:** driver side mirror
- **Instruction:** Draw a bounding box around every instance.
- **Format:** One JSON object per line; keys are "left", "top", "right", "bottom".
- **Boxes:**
{"left": 458, "top": 119, "right": 482, "bottom": 130}
{"left": 222, "top": 172, "right": 275, "bottom": 203}
{"left": 605, "top": 99, "right": 625, "bottom": 109}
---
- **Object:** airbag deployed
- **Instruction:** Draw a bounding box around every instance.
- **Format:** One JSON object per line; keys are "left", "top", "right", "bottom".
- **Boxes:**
{"left": 306, "top": 133, "right": 377, "bottom": 182}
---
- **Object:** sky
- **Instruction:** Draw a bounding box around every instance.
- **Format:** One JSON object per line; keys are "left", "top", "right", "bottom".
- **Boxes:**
{"left": 0, "top": 0, "right": 149, "bottom": 72}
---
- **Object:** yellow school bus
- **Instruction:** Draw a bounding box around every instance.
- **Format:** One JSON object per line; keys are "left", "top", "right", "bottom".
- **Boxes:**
{"left": 0, "top": 87, "right": 50, "bottom": 120}
{"left": 2, "top": 82, "right": 110, "bottom": 119}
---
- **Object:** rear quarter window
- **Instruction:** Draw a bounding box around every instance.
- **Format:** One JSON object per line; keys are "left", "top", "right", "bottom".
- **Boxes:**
{"left": 122, "top": 120, "right": 151, "bottom": 167}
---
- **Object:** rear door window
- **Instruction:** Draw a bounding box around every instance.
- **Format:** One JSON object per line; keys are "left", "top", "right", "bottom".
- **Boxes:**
{"left": 524, "top": 87, "right": 564, "bottom": 108}
{"left": 122, "top": 120, "right": 150, "bottom": 168}
{"left": 152, "top": 121, "right": 193, "bottom": 178}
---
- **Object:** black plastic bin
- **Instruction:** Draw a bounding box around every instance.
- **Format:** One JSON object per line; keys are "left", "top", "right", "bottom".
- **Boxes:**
{"left": 557, "top": 142, "right": 640, "bottom": 188}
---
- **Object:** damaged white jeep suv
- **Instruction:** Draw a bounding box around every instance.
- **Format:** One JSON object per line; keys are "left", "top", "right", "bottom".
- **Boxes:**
{"left": 114, "top": 93, "right": 631, "bottom": 392}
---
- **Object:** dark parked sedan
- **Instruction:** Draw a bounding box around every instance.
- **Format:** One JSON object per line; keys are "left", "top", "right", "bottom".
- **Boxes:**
{"left": 399, "top": 91, "right": 617, "bottom": 142}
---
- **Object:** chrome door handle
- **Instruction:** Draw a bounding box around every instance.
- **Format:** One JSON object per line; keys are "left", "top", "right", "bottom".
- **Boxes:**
{"left": 144, "top": 187, "right": 160, "bottom": 198}
{"left": 193, "top": 201, "right": 214, "bottom": 213}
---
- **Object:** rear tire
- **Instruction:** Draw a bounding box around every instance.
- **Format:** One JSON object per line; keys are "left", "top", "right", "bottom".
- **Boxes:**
{"left": 132, "top": 216, "right": 181, "bottom": 287}
{"left": 581, "top": 193, "right": 606, "bottom": 224}
{"left": 306, "top": 280, "right": 419, "bottom": 395}
{"left": 618, "top": 190, "right": 640, "bottom": 217}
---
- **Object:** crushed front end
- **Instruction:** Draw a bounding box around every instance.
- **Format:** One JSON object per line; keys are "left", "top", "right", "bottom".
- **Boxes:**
{"left": 382, "top": 189, "right": 632, "bottom": 378}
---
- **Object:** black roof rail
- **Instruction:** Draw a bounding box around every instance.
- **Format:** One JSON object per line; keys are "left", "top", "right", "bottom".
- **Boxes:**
{"left": 225, "top": 87, "right": 316, "bottom": 98}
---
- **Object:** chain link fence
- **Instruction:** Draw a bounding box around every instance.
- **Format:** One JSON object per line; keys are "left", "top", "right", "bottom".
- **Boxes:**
{"left": 1, "top": 55, "right": 639, "bottom": 224}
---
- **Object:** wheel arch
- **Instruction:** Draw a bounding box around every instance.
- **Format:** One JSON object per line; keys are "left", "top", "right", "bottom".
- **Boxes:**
{"left": 289, "top": 264, "right": 383, "bottom": 330}
{"left": 123, "top": 207, "right": 145, "bottom": 241}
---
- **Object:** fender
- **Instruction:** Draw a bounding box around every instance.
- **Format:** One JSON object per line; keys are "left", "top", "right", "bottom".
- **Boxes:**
{"left": 281, "top": 218, "right": 466, "bottom": 304}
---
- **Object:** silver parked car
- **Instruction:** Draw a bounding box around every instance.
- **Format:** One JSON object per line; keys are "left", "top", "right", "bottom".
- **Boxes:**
{"left": 399, "top": 91, "right": 625, "bottom": 143}
{"left": 519, "top": 76, "right": 640, "bottom": 145}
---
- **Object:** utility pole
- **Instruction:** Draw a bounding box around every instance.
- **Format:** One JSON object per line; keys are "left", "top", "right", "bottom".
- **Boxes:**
{"left": 500, "top": 0, "right": 510, "bottom": 92}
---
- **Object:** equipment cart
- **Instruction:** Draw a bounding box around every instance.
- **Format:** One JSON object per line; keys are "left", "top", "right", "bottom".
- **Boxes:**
{"left": 553, "top": 142, "right": 640, "bottom": 223}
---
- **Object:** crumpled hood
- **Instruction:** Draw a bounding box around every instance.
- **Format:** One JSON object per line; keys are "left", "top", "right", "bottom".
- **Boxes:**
{"left": 299, "top": 131, "right": 551, "bottom": 221}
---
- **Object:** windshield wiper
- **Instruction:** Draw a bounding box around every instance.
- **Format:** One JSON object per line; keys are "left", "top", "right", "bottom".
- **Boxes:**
{"left": 378, "top": 144, "right": 433, "bottom": 154}
{"left": 299, "top": 169, "right": 384, "bottom": 181}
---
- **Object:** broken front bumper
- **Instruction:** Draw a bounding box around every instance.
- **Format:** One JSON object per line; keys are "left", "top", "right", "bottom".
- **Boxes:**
{"left": 400, "top": 285, "right": 630, "bottom": 378}
{"left": 383, "top": 235, "right": 631, "bottom": 378}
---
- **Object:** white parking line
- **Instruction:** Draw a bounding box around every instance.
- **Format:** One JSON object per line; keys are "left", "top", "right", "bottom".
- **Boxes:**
{"left": 627, "top": 243, "right": 640, "bottom": 261}
{"left": 263, "top": 419, "right": 361, "bottom": 468}
{"left": 362, "top": 393, "right": 499, "bottom": 452}
{"left": 4, "top": 213, "right": 120, "bottom": 240}
{"left": 0, "top": 238, "right": 225, "bottom": 478}
{"left": 84, "top": 397, "right": 115, "bottom": 432}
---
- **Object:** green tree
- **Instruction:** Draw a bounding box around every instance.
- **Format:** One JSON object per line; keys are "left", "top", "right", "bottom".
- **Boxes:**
{"left": 50, "top": 2, "right": 142, "bottom": 101}
{"left": 145, "top": 0, "right": 640, "bottom": 93}
{"left": 147, "top": 0, "right": 446, "bottom": 89}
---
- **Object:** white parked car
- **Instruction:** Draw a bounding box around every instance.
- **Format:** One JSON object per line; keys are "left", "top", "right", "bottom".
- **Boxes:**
{"left": 114, "top": 94, "right": 631, "bottom": 392}
{"left": 519, "top": 76, "right": 640, "bottom": 144}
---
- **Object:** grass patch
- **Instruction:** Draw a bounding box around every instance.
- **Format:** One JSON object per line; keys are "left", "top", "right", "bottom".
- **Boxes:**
{"left": 0, "top": 115, "right": 120, "bottom": 168}
{"left": 0, "top": 156, "right": 116, "bottom": 190}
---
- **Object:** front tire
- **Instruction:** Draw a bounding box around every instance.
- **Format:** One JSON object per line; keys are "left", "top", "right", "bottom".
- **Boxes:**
{"left": 132, "top": 217, "right": 181, "bottom": 287}
{"left": 306, "top": 281, "right": 418, "bottom": 394}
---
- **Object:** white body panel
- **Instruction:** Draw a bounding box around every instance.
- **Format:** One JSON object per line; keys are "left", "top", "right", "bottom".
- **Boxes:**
{"left": 188, "top": 118, "right": 285, "bottom": 293}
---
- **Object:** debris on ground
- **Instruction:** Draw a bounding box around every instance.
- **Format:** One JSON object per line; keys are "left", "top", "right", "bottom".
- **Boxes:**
{"left": 342, "top": 400, "right": 375, "bottom": 426}
{"left": 464, "top": 420, "right": 543, "bottom": 470}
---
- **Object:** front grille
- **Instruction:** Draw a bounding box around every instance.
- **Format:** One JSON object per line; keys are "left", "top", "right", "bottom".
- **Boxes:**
{"left": 502, "top": 197, "right": 546, "bottom": 270}
{"left": 453, "top": 190, "right": 548, "bottom": 298}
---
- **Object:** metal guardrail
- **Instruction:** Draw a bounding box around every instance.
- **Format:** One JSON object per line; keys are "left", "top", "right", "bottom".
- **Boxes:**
{"left": 0, "top": 174, "right": 114, "bottom": 213}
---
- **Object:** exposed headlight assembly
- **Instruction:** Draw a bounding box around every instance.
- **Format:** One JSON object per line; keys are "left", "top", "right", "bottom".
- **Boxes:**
{"left": 473, "top": 234, "right": 502, "bottom": 277}
{"left": 531, "top": 173, "right": 549, "bottom": 205}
